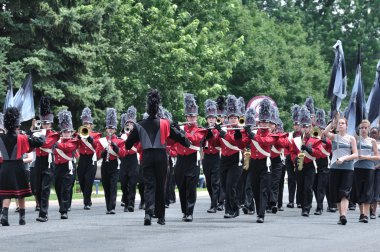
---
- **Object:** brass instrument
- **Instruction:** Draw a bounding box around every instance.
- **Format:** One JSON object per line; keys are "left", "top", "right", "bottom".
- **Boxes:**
{"left": 106, "top": 132, "right": 112, "bottom": 162}
{"left": 238, "top": 117, "right": 245, "bottom": 127}
{"left": 297, "top": 133, "right": 305, "bottom": 171}
{"left": 311, "top": 126, "right": 322, "bottom": 139}
{"left": 216, "top": 118, "right": 223, "bottom": 125}
{"left": 124, "top": 126, "right": 132, "bottom": 133}
{"left": 35, "top": 120, "right": 42, "bottom": 129}
{"left": 78, "top": 126, "right": 91, "bottom": 138}
{"left": 243, "top": 149, "right": 251, "bottom": 170}
{"left": 177, "top": 121, "right": 197, "bottom": 126}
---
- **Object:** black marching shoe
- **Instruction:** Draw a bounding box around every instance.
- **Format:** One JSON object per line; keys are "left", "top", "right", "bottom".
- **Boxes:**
{"left": 157, "top": 218, "right": 165, "bottom": 225}
{"left": 326, "top": 207, "right": 337, "bottom": 213}
{"left": 359, "top": 214, "right": 365, "bottom": 222}
{"left": 278, "top": 207, "right": 284, "bottom": 211}
{"left": 248, "top": 209, "right": 255, "bottom": 215}
{"left": 127, "top": 206, "right": 134, "bottom": 212}
{"left": 139, "top": 202, "right": 145, "bottom": 210}
{"left": 370, "top": 214, "right": 376, "bottom": 219}
{"left": 287, "top": 203, "right": 294, "bottom": 208}
{"left": 302, "top": 211, "right": 309, "bottom": 217}
{"left": 271, "top": 206, "right": 278, "bottom": 214}
{"left": 233, "top": 209, "right": 240, "bottom": 218}
{"left": 61, "top": 213, "right": 68, "bottom": 219}
{"left": 256, "top": 217, "right": 264, "bottom": 223}
{"left": 184, "top": 215, "right": 193, "bottom": 222}
{"left": 314, "top": 209, "right": 322, "bottom": 215}
{"left": 121, "top": 202, "right": 125, "bottom": 207}
{"left": 182, "top": 214, "right": 186, "bottom": 221}
{"left": 242, "top": 206, "right": 249, "bottom": 215}
{"left": 109, "top": 209, "right": 116, "bottom": 215}
{"left": 223, "top": 213, "right": 234, "bottom": 219}
{"left": 165, "top": 204, "right": 169, "bottom": 208}
{"left": 338, "top": 215, "right": 347, "bottom": 225}
{"left": 362, "top": 215, "right": 369, "bottom": 223}
{"left": 36, "top": 216, "right": 48, "bottom": 222}
{"left": 217, "top": 203, "right": 224, "bottom": 211}
{"left": 19, "top": 209, "right": 26, "bottom": 225}
{"left": 1, "top": 207, "right": 10, "bottom": 226}
{"left": 297, "top": 204, "right": 302, "bottom": 209}
{"left": 144, "top": 214, "right": 152, "bottom": 226}
{"left": 207, "top": 207, "right": 217, "bottom": 213}
{"left": 84, "top": 205, "right": 91, "bottom": 210}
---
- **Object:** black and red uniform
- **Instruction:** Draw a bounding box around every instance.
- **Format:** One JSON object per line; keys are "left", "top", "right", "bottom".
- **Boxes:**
{"left": 96, "top": 134, "right": 126, "bottom": 213}
{"left": 53, "top": 137, "right": 78, "bottom": 216}
{"left": 125, "top": 117, "right": 189, "bottom": 219}
{"left": 174, "top": 124, "right": 206, "bottom": 219}
{"left": 237, "top": 128, "right": 278, "bottom": 219}
{"left": 119, "top": 132, "right": 141, "bottom": 211}
{"left": 34, "top": 129, "right": 60, "bottom": 219}
{"left": 290, "top": 135, "right": 323, "bottom": 214}
{"left": 313, "top": 136, "right": 332, "bottom": 212}
{"left": 202, "top": 128, "right": 221, "bottom": 211}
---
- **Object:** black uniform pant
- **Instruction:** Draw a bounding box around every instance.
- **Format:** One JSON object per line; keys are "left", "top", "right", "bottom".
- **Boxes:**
{"left": 34, "top": 156, "right": 53, "bottom": 218}
{"left": 138, "top": 165, "right": 144, "bottom": 205}
{"left": 313, "top": 158, "right": 329, "bottom": 210}
{"left": 285, "top": 155, "right": 297, "bottom": 204}
{"left": 165, "top": 157, "right": 176, "bottom": 205}
{"left": 269, "top": 156, "right": 284, "bottom": 206}
{"left": 238, "top": 168, "right": 255, "bottom": 210}
{"left": 278, "top": 162, "right": 286, "bottom": 208}
{"left": 120, "top": 154, "right": 139, "bottom": 208}
{"left": 143, "top": 149, "right": 168, "bottom": 218}
{"left": 296, "top": 162, "right": 315, "bottom": 213}
{"left": 101, "top": 159, "right": 119, "bottom": 212}
{"left": 202, "top": 153, "right": 221, "bottom": 208}
{"left": 250, "top": 158, "right": 270, "bottom": 218}
{"left": 77, "top": 154, "right": 96, "bottom": 206}
{"left": 175, "top": 153, "right": 199, "bottom": 216}
{"left": 54, "top": 163, "right": 74, "bottom": 214}
{"left": 220, "top": 153, "right": 243, "bottom": 215}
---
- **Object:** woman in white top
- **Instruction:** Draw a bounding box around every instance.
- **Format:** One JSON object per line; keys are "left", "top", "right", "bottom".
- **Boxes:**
{"left": 324, "top": 115, "right": 358, "bottom": 225}
{"left": 352, "top": 120, "right": 380, "bottom": 223}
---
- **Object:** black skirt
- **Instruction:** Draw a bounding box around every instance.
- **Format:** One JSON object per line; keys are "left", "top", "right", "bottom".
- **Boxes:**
{"left": 0, "top": 160, "right": 32, "bottom": 199}
{"left": 329, "top": 169, "right": 353, "bottom": 203}
{"left": 352, "top": 168, "right": 374, "bottom": 204}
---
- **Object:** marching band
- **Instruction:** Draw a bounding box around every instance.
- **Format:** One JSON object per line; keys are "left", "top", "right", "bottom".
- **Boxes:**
{"left": 0, "top": 91, "right": 380, "bottom": 227}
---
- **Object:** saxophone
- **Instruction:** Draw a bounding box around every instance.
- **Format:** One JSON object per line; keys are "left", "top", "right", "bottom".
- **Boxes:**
{"left": 106, "top": 132, "right": 112, "bottom": 162}
{"left": 297, "top": 133, "right": 305, "bottom": 171}
{"left": 243, "top": 148, "right": 251, "bottom": 170}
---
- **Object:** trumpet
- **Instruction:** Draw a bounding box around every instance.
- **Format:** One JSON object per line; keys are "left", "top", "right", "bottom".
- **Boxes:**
{"left": 78, "top": 126, "right": 91, "bottom": 138}
{"left": 216, "top": 118, "right": 223, "bottom": 125}
{"left": 238, "top": 117, "right": 245, "bottom": 126}
{"left": 35, "top": 120, "right": 42, "bottom": 129}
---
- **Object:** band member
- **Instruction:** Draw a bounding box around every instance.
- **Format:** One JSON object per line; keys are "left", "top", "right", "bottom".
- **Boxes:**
{"left": 96, "top": 108, "right": 126, "bottom": 214}
{"left": 268, "top": 107, "right": 289, "bottom": 213}
{"left": 313, "top": 109, "right": 332, "bottom": 215}
{"left": 174, "top": 93, "right": 208, "bottom": 222}
{"left": 352, "top": 120, "right": 379, "bottom": 223}
{"left": 119, "top": 106, "right": 140, "bottom": 212}
{"left": 53, "top": 110, "right": 78, "bottom": 219}
{"left": 237, "top": 99, "right": 278, "bottom": 223}
{"left": 286, "top": 105, "right": 302, "bottom": 208}
{"left": 324, "top": 114, "right": 358, "bottom": 225}
{"left": 34, "top": 96, "right": 60, "bottom": 222}
{"left": 77, "top": 107, "right": 101, "bottom": 210}
{"left": 202, "top": 99, "right": 221, "bottom": 213}
{"left": 370, "top": 127, "right": 380, "bottom": 218}
{"left": 125, "top": 90, "right": 190, "bottom": 225}
{"left": 276, "top": 119, "right": 286, "bottom": 211}
{"left": 216, "top": 95, "right": 226, "bottom": 210}
{"left": 0, "top": 107, "right": 45, "bottom": 226}
{"left": 290, "top": 105, "right": 323, "bottom": 217}
{"left": 239, "top": 108, "right": 256, "bottom": 215}
{"left": 212, "top": 95, "right": 244, "bottom": 218}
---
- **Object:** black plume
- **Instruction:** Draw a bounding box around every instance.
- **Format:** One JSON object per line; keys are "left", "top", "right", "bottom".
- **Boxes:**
{"left": 146, "top": 89, "right": 161, "bottom": 117}
{"left": 39, "top": 96, "right": 52, "bottom": 116}
{"left": 4, "top": 107, "right": 20, "bottom": 130}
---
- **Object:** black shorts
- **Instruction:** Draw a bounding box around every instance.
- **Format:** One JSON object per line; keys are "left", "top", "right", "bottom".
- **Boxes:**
{"left": 329, "top": 169, "right": 354, "bottom": 203}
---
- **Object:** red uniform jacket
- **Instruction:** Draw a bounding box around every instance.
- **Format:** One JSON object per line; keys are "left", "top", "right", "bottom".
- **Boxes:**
{"left": 237, "top": 129, "right": 277, "bottom": 160}
{"left": 96, "top": 134, "right": 127, "bottom": 160}
{"left": 36, "top": 129, "right": 60, "bottom": 157}
{"left": 175, "top": 124, "right": 206, "bottom": 156}
{"left": 54, "top": 138, "right": 79, "bottom": 165}
{"left": 203, "top": 128, "right": 220, "bottom": 155}
{"left": 270, "top": 133, "right": 290, "bottom": 159}
{"left": 290, "top": 135, "right": 323, "bottom": 164}
{"left": 319, "top": 137, "right": 332, "bottom": 159}
{"left": 78, "top": 131, "right": 102, "bottom": 155}
{"left": 211, "top": 128, "right": 242, "bottom": 157}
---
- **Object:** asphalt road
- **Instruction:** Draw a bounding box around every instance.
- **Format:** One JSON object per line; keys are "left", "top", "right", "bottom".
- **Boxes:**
{"left": 1, "top": 190, "right": 379, "bottom": 252}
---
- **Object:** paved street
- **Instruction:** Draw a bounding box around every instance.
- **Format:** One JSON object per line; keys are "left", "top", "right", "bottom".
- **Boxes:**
{"left": 1, "top": 190, "right": 380, "bottom": 252}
